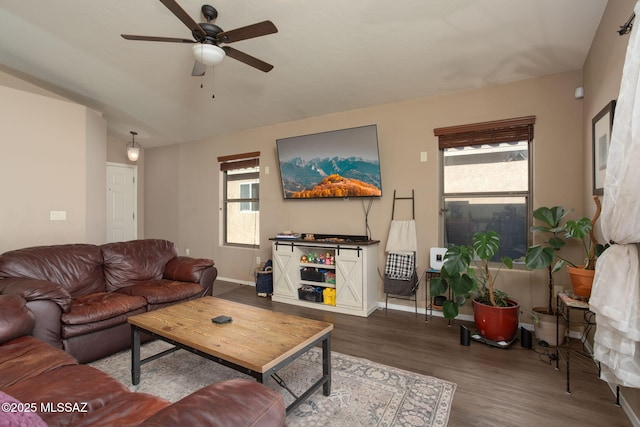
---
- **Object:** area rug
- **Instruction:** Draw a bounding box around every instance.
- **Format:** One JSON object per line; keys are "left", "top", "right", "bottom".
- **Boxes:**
{"left": 90, "top": 341, "right": 456, "bottom": 426}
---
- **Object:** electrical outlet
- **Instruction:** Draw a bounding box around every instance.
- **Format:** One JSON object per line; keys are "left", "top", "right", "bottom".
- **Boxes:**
{"left": 185, "top": 248, "right": 190, "bottom": 256}
{"left": 256, "top": 256, "right": 261, "bottom": 265}
{"left": 420, "top": 152, "right": 428, "bottom": 162}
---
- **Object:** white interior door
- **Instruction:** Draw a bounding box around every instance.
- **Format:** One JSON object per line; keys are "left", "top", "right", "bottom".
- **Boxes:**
{"left": 106, "top": 163, "right": 137, "bottom": 242}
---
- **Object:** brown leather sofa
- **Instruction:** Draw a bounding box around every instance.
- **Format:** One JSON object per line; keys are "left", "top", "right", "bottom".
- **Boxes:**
{"left": 0, "top": 294, "right": 286, "bottom": 427}
{"left": 0, "top": 239, "right": 218, "bottom": 363}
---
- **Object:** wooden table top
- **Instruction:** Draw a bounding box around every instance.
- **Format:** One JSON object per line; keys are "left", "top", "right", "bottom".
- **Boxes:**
{"left": 128, "top": 296, "right": 333, "bottom": 373}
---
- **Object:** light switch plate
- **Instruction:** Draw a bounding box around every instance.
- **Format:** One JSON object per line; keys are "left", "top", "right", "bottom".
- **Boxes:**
{"left": 50, "top": 211, "right": 67, "bottom": 221}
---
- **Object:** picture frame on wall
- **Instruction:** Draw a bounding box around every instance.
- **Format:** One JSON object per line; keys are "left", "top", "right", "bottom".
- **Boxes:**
{"left": 592, "top": 100, "right": 616, "bottom": 196}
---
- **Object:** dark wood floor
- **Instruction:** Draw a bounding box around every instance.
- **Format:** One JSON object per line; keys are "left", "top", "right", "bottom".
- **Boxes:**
{"left": 212, "top": 282, "right": 631, "bottom": 426}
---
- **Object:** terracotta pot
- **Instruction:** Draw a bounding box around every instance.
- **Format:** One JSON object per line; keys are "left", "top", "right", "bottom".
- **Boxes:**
{"left": 472, "top": 299, "right": 520, "bottom": 342}
{"left": 566, "top": 265, "right": 595, "bottom": 298}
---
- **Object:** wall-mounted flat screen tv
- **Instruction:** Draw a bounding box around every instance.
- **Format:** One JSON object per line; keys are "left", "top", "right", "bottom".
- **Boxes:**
{"left": 276, "top": 125, "right": 383, "bottom": 199}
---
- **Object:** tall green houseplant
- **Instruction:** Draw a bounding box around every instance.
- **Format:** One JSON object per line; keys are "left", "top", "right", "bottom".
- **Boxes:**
{"left": 431, "top": 230, "right": 513, "bottom": 319}
{"left": 525, "top": 201, "right": 606, "bottom": 313}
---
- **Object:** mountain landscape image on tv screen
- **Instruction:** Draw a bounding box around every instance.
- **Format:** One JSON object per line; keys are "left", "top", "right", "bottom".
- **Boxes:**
{"left": 276, "top": 125, "right": 382, "bottom": 199}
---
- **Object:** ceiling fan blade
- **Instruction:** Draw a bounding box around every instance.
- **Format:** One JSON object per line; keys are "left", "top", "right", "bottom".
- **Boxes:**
{"left": 222, "top": 46, "right": 274, "bottom": 72}
{"left": 217, "top": 21, "right": 278, "bottom": 43}
{"left": 159, "top": 0, "right": 206, "bottom": 40}
{"left": 192, "top": 60, "right": 207, "bottom": 76}
{"left": 121, "top": 34, "right": 194, "bottom": 43}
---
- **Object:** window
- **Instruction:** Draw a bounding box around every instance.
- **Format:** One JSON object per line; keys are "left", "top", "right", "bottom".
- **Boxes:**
{"left": 435, "top": 116, "right": 535, "bottom": 261}
{"left": 218, "top": 152, "right": 260, "bottom": 247}
{"left": 240, "top": 182, "right": 259, "bottom": 212}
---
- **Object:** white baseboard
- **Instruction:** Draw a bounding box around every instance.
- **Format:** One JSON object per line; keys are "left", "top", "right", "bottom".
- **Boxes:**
{"left": 614, "top": 385, "right": 640, "bottom": 427}
{"left": 378, "top": 300, "right": 536, "bottom": 330}
{"left": 376, "top": 300, "right": 472, "bottom": 322}
{"left": 219, "top": 279, "right": 535, "bottom": 330}
{"left": 217, "top": 276, "right": 255, "bottom": 286}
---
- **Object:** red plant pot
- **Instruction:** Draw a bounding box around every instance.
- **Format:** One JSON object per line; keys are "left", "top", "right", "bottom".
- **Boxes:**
{"left": 472, "top": 299, "right": 520, "bottom": 342}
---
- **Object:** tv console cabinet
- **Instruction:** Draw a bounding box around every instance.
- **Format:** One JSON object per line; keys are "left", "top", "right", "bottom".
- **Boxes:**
{"left": 271, "top": 238, "right": 379, "bottom": 317}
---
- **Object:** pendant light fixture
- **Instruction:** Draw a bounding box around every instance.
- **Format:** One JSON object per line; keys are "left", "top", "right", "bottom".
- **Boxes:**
{"left": 127, "top": 131, "right": 140, "bottom": 162}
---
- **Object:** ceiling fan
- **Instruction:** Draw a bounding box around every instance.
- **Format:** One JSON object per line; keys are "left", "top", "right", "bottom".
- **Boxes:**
{"left": 121, "top": 1, "right": 277, "bottom": 76}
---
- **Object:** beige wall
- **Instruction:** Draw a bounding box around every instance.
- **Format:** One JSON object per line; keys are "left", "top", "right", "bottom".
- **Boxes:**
{"left": 85, "top": 109, "right": 107, "bottom": 244}
{"left": 0, "top": 84, "right": 106, "bottom": 252}
{"left": 144, "top": 144, "right": 180, "bottom": 245}
{"left": 145, "top": 69, "right": 585, "bottom": 311}
{"left": 583, "top": 0, "right": 634, "bottom": 220}
{"left": 582, "top": 0, "right": 639, "bottom": 419}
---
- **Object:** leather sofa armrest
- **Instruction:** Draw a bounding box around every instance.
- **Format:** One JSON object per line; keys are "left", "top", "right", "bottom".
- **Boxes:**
{"left": 0, "top": 278, "right": 72, "bottom": 312}
{"left": 0, "top": 294, "right": 35, "bottom": 344}
{"left": 140, "top": 379, "right": 285, "bottom": 427}
{"left": 163, "top": 256, "right": 214, "bottom": 283}
{"left": 198, "top": 265, "right": 218, "bottom": 296}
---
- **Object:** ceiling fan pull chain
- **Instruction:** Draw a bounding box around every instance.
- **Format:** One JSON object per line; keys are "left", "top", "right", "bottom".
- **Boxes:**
{"left": 211, "top": 66, "right": 215, "bottom": 99}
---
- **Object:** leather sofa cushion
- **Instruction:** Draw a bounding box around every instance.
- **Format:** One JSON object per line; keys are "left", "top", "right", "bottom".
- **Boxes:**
{"left": 4, "top": 364, "right": 130, "bottom": 427}
{"left": 0, "top": 244, "right": 105, "bottom": 297}
{"left": 61, "top": 292, "right": 147, "bottom": 326}
{"left": 0, "top": 336, "right": 77, "bottom": 389}
{"left": 163, "top": 256, "right": 214, "bottom": 283}
{"left": 0, "top": 294, "right": 35, "bottom": 344}
{"left": 140, "top": 379, "right": 286, "bottom": 427}
{"left": 62, "top": 306, "right": 147, "bottom": 339}
{"left": 70, "top": 391, "right": 171, "bottom": 427}
{"left": 116, "top": 280, "right": 203, "bottom": 304}
{"left": 102, "top": 239, "right": 178, "bottom": 291}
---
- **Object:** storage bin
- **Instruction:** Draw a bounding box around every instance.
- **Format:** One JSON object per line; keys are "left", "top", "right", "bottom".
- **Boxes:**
{"left": 300, "top": 268, "right": 326, "bottom": 282}
{"left": 298, "top": 286, "right": 323, "bottom": 302}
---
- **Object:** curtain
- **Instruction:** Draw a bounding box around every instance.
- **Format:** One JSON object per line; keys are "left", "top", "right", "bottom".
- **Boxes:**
{"left": 590, "top": 0, "right": 640, "bottom": 388}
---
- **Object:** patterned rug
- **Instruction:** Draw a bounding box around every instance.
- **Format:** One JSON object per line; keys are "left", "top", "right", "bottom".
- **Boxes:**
{"left": 90, "top": 340, "right": 456, "bottom": 426}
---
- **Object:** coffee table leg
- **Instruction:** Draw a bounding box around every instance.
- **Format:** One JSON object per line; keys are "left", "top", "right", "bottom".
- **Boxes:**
{"left": 131, "top": 326, "right": 141, "bottom": 385}
{"left": 323, "top": 335, "right": 331, "bottom": 396}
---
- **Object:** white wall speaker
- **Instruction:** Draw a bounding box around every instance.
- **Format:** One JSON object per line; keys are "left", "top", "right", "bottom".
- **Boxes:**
{"left": 575, "top": 86, "right": 585, "bottom": 99}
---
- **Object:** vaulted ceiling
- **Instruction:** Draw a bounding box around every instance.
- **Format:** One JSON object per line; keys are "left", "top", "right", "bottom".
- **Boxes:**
{"left": 0, "top": 0, "right": 608, "bottom": 148}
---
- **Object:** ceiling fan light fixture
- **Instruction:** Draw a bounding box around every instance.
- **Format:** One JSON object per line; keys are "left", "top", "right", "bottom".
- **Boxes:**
{"left": 192, "top": 43, "right": 225, "bottom": 65}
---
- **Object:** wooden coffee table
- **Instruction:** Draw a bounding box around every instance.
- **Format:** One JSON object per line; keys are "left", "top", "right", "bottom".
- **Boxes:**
{"left": 127, "top": 296, "right": 333, "bottom": 414}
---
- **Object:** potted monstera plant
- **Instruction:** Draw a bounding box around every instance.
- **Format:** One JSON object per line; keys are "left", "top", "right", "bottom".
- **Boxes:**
{"left": 430, "top": 230, "right": 519, "bottom": 342}
{"left": 526, "top": 199, "right": 607, "bottom": 299}
{"left": 525, "top": 199, "right": 607, "bottom": 344}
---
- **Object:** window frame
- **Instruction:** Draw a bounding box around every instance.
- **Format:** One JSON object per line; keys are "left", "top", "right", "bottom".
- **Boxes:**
{"left": 435, "top": 116, "right": 535, "bottom": 262}
{"left": 218, "top": 152, "right": 260, "bottom": 249}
